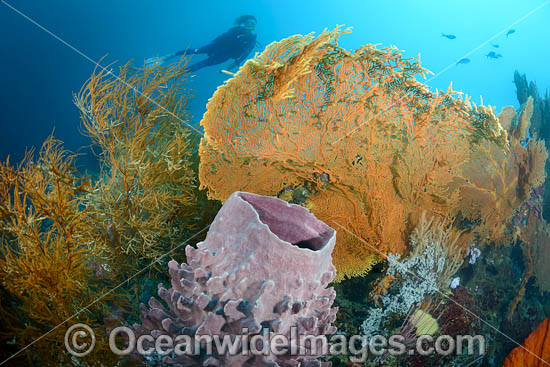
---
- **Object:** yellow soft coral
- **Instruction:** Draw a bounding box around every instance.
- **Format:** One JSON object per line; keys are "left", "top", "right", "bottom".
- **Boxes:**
{"left": 0, "top": 60, "right": 212, "bottom": 365}
{"left": 0, "top": 138, "right": 123, "bottom": 366}
{"left": 198, "top": 27, "right": 506, "bottom": 280}
{"left": 74, "top": 60, "right": 204, "bottom": 276}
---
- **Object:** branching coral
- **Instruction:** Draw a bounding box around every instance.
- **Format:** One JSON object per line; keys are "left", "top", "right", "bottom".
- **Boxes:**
{"left": 74, "top": 60, "right": 204, "bottom": 276}
{"left": 198, "top": 27, "right": 506, "bottom": 280}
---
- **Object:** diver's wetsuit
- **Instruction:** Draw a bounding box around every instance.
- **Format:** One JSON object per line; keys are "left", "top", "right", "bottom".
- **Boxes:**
{"left": 177, "top": 26, "right": 257, "bottom": 72}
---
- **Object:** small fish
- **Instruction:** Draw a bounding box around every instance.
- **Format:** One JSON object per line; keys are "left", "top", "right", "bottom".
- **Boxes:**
{"left": 492, "top": 44, "right": 500, "bottom": 48}
{"left": 486, "top": 51, "right": 502, "bottom": 59}
{"left": 456, "top": 58, "right": 470, "bottom": 65}
{"left": 506, "top": 29, "right": 515, "bottom": 37}
{"left": 442, "top": 33, "right": 456, "bottom": 39}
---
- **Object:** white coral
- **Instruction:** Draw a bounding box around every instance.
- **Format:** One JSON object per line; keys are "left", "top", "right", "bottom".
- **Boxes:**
{"left": 361, "top": 212, "right": 464, "bottom": 339}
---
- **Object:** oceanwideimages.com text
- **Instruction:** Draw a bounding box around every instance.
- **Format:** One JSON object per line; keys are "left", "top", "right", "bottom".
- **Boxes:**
{"left": 65, "top": 324, "right": 486, "bottom": 362}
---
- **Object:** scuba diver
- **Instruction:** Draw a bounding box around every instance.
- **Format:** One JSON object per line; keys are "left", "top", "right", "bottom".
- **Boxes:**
{"left": 145, "top": 15, "right": 258, "bottom": 72}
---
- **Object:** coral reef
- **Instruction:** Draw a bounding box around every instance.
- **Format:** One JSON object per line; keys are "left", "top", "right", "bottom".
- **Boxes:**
{"left": 332, "top": 236, "right": 542, "bottom": 367}
{"left": 198, "top": 26, "right": 509, "bottom": 281}
{"left": 134, "top": 192, "right": 338, "bottom": 366}
{"left": 530, "top": 220, "right": 550, "bottom": 293}
{"left": 451, "top": 238, "right": 548, "bottom": 366}
{"left": 1, "top": 28, "right": 548, "bottom": 367}
{"left": 503, "top": 318, "right": 550, "bottom": 367}
{"left": 507, "top": 211, "right": 550, "bottom": 321}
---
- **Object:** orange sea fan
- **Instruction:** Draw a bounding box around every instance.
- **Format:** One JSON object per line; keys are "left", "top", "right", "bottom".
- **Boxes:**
{"left": 503, "top": 318, "right": 550, "bottom": 367}
{"left": 199, "top": 27, "right": 507, "bottom": 280}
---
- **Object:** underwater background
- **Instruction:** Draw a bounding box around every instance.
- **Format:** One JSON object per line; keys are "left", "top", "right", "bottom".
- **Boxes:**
{"left": 1, "top": 1, "right": 550, "bottom": 367}
{"left": 1, "top": 0, "right": 549, "bottom": 164}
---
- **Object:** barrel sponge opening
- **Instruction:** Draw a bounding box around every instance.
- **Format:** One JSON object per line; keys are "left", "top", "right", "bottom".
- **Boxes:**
{"left": 239, "top": 192, "right": 334, "bottom": 251}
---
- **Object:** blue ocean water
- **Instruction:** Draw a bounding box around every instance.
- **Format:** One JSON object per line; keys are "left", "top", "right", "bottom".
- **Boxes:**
{"left": 1, "top": 0, "right": 549, "bottom": 165}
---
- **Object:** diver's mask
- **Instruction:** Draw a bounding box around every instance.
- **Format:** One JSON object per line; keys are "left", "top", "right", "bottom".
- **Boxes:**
{"left": 242, "top": 19, "right": 256, "bottom": 31}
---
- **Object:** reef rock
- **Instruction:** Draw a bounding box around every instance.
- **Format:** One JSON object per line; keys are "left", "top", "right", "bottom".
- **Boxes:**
{"left": 134, "top": 191, "right": 338, "bottom": 367}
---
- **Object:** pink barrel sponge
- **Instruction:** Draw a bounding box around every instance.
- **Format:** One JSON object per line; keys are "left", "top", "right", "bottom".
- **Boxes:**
{"left": 135, "top": 191, "right": 338, "bottom": 366}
